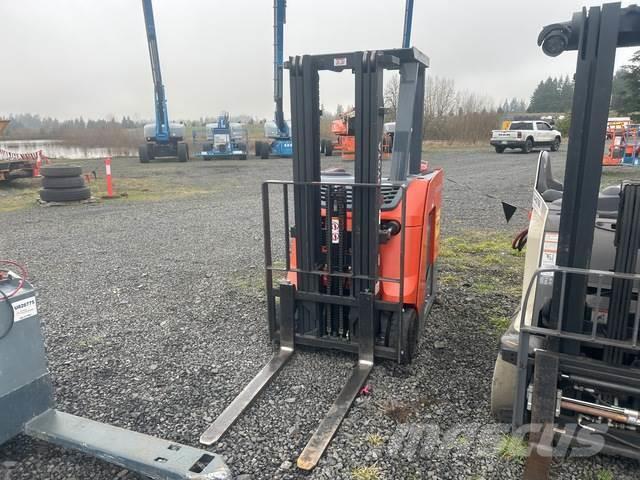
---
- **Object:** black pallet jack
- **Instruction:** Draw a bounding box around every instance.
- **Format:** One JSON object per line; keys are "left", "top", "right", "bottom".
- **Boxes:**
{"left": 200, "top": 47, "right": 443, "bottom": 470}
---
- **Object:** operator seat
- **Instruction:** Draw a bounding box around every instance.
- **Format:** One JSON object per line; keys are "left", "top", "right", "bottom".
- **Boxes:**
{"left": 538, "top": 152, "right": 621, "bottom": 215}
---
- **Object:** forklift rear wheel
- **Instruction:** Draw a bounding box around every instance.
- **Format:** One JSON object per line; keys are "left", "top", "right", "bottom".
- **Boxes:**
{"left": 490, "top": 352, "right": 518, "bottom": 423}
{"left": 177, "top": 142, "right": 189, "bottom": 162}
{"left": 495, "top": 146, "right": 505, "bottom": 154}
{"left": 139, "top": 145, "right": 150, "bottom": 163}
{"left": 387, "top": 308, "right": 419, "bottom": 364}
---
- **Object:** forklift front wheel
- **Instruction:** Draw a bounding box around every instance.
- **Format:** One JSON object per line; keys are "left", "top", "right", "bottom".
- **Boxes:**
{"left": 490, "top": 352, "right": 517, "bottom": 423}
{"left": 387, "top": 308, "right": 418, "bottom": 364}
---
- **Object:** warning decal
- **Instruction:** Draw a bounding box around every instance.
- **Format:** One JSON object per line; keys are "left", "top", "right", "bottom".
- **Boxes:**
{"left": 331, "top": 218, "right": 340, "bottom": 244}
{"left": 12, "top": 296, "right": 38, "bottom": 322}
{"left": 540, "top": 232, "right": 558, "bottom": 277}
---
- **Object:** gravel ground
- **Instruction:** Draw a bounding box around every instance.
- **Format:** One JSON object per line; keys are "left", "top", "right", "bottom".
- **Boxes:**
{"left": 1, "top": 146, "right": 638, "bottom": 480}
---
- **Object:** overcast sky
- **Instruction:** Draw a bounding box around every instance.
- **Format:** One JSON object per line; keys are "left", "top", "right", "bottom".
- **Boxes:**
{"left": 0, "top": 0, "right": 636, "bottom": 121}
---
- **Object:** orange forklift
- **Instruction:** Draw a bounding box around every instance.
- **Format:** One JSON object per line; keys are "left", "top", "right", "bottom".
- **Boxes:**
{"left": 200, "top": 47, "right": 442, "bottom": 470}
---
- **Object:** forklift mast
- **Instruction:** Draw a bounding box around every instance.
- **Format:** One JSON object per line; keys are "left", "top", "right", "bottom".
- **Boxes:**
{"left": 507, "top": 4, "right": 640, "bottom": 475}
{"left": 402, "top": 0, "right": 415, "bottom": 48}
{"left": 540, "top": 4, "right": 640, "bottom": 350}
{"left": 273, "top": 0, "right": 289, "bottom": 138}
{"left": 201, "top": 47, "right": 441, "bottom": 471}
{"left": 141, "top": 0, "right": 171, "bottom": 143}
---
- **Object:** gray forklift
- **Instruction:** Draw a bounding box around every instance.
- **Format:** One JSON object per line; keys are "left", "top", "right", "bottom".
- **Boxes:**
{"left": 490, "top": 3, "right": 640, "bottom": 478}
{"left": 0, "top": 265, "right": 231, "bottom": 479}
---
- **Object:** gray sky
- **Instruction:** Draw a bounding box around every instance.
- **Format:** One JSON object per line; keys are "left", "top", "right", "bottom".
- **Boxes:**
{"left": 0, "top": 0, "right": 636, "bottom": 121}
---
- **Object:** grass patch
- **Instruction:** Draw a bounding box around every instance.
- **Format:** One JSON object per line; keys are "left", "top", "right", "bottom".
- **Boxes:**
{"left": 0, "top": 183, "right": 39, "bottom": 212}
{"left": 352, "top": 465, "right": 381, "bottom": 480}
{"left": 439, "top": 231, "right": 524, "bottom": 298}
{"left": 366, "top": 433, "right": 384, "bottom": 447}
{"left": 497, "top": 434, "right": 528, "bottom": 463}
{"left": 380, "top": 399, "right": 414, "bottom": 423}
{"left": 91, "top": 176, "right": 208, "bottom": 202}
{"left": 601, "top": 167, "right": 640, "bottom": 188}
{"left": 228, "top": 272, "right": 264, "bottom": 295}
{"left": 488, "top": 312, "right": 511, "bottom": 333}
{"left": 595, "top": 469, "right": 614, "bottom": 480}
{"left": 0, "top": 174, "right": 211, "bottom": 213}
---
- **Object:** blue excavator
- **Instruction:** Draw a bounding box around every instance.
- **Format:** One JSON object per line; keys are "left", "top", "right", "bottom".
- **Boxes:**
{"left": 138, "top": 0, "right": 189, "bottom": 163}
{"left": 254, "top": 0, "right": 292, "bottom": 159}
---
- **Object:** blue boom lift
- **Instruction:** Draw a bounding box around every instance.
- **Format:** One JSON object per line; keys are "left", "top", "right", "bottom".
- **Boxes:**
{"left": 254, "top": 0, "right": 293, "bottom": 159}
{"left": 200, "top": 112, "right": 249, "bottom": 160}
{"left": 139, "top": 0, "right": 189, "bottom": 163}
{"left": 402, "top": 0, "right": 414, "bottom": 48}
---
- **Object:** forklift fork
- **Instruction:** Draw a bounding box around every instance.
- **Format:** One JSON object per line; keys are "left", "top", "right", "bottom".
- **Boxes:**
{"left": 297, "top": 292, "right": 376, "bottom": 470}
{"left": 200, "top": 285, "right": 376, "bottom": 471}
{"left": 199, "top": 281, "right": 296, "bottom": 446}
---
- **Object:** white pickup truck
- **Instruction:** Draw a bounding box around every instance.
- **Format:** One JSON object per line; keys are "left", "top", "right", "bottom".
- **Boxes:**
{"left": 490, "top": 120, "right": 561, "bottom": 154}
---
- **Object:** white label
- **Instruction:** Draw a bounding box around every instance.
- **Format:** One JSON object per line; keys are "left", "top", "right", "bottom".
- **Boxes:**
{"left": 540, "top": 232, "right": 558, "bottom": 277}
{"left": 334, "top": 57, "right": 348, "bottom": 67}
{"left": 331, "top": 218, "right": 340, "bottom": 244}
{"left": 106, "top": 164, "right": 111, "bottom": 175}
{"left": 12, "top": 296, "right": 37, "bottom": 322}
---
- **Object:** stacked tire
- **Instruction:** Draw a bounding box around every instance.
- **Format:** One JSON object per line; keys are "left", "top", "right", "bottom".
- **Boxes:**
{"left": 39, "top": 166, "right": 91, "bottom": 203}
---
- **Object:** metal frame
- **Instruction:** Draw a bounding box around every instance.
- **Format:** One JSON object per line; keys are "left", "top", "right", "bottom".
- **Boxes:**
{"left": 200, "top": 47, "right": 430, "bottom": 471}
{"left": 512, "top": 8, "right": 640, "bottom": 472}
{"left": 261, "top": 179, "right": 410, "bottom": 362}
{"left": 0, "top": 275, "right": 231, "bottom": 480}
{"left": 515, "top": 266, "right": 640, "bottom": 431}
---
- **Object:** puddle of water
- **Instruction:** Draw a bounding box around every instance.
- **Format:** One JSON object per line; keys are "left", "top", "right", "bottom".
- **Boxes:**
{"left": 0, "top": 139, "right": 136, "bottom": 160}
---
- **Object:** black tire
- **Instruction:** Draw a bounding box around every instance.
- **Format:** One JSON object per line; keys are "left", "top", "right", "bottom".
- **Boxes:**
{"left": 146, "top": 142, "right": 156, "bottom": 160}
{"left": 522, "top": 138, "right": 533, "bottom": 154}
{"left": 325, "top": 143, "right": 333, "bottom": 157}
{"left": 495, "top": 146, "right": 505, "bottom": 154}
{"left": 386, "top": 308, "right": 419, "bottom": 364}
{"left": 260, "top": 142, "right": 270, "bottom": 160}
{"left": 320, "top": 139, "right": 326, "bottom": 154}
{"left": 39, "top": 187, "right": 91, "bottom": 202}
{"left": 550, "top": 137, "right": 560, "bottom": 152}
{"left": 41, "top": 165, "right": 82, "bottom": 177}
{"left": 177, "top": 142, "right": 189, "bottom": 162}
{"left": 42, "top": 176, "right": 85, "bottom": 189}
{"left": 139, "top": 144, "right": 150, "bottom": 163}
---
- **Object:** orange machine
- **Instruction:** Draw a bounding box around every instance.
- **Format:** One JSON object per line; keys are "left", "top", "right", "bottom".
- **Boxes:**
{"left": 202, "top": 48, "right": 438, "bottom": 473}
{"left": 287, "top": 168, "right": 442, "bottom": 316}
{"left": 323, "top": 109, "right": 356, "bottom": 160}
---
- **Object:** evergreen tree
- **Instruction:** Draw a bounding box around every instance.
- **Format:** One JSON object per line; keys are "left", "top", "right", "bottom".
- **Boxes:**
{"left": 617, "top": 50, "right": 640, "bottom": 115}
